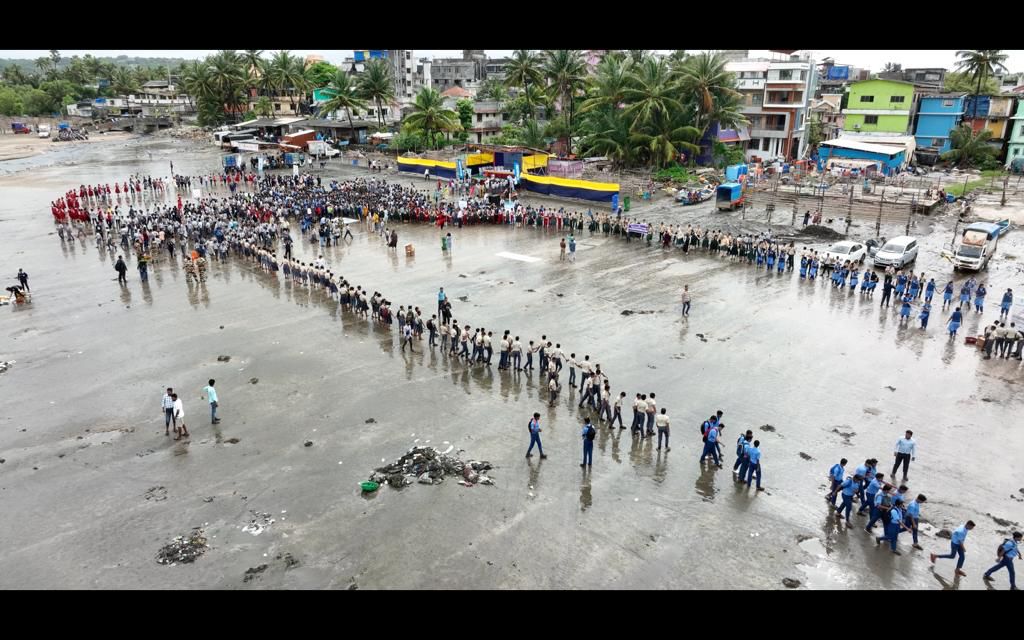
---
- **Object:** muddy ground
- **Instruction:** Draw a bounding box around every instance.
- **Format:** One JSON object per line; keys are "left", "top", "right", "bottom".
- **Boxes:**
{"left": 0, "top": 136, "right": 1022, "bottom": 590}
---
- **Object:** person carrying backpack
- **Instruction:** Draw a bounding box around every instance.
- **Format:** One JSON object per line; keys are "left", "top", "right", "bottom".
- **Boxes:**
{"left": 580, "top": 418, "right": 596, "bottom": 468}
{"left": 984, "top": 531, "right": 1022, "bottom": 589}
{"left": 866, "top": 483, "right": 893, "bottom": 532}
{"left": 827, "top": 458, "right": 848, "bottom": 505}
{"left": 876, "top": 496, "right": 908, "bottom": 555}
{"left": 734, "top": 430, "right": 754, "bottom": 479}
{"left": 526, "top": 412, "right": 547, "bottom": 459}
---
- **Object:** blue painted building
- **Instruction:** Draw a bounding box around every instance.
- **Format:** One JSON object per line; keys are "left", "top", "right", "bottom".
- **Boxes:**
{"left": 818, "top": 138, "right": 908, "bottom": 176}
{"left": 914, "top": 94, "right": 965, "bottom": 164}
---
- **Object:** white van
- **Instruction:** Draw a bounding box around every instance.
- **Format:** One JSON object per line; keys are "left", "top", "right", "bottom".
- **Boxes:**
{"left": 37, "top": 124, "right": 51, "bottom": 138}
{"left": 873, "top": 235, "right": 919, "bottom": 268}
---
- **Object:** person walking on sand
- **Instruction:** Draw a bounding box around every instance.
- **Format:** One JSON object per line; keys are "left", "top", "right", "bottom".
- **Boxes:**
{"left": 172, "top": 393, "right": 189, "bottom": 440}
{"left": 203, "top": 379, "right": 220, "bottom": 425}
{"left": 931, "top": 520, "right": 975, "bottom": 577}
{"left": 984, "top": 531, "right": 1022, "bottom": 590}
{"left": 526, "top": 412, "right": 547, "bottom": 459}
{"left": 681, "top": 285, "right": 691, "bottom": 317}
{"left": 162, "top": 387, "right": 176, "bottom": 436}
{"left": 560, "top": 237, "right": 566, "bottom": 261}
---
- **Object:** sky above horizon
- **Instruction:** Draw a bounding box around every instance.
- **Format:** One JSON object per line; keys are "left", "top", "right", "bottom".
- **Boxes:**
{"left": 3, "top": 50, "right": 1024, "bottom": 73}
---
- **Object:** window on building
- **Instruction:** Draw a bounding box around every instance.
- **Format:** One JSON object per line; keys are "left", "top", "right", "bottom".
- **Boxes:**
{"left": 778, "top": 69, "right": 793, "bottom": 80}
{"left": 891, "top": 96, "right": 905, "bottom": 103}
{"left": 942, "top": 99, "right": 954, "bottom": 107}
{"left": 274, "top": 103, "right": 281, "bottom": 111}
{"left": 860, "top": 95, "right": 875, "bottom": 103}
{"left": 749, "top": 137, "right": 760, "bottom": 148}
{"left": 476, "top": 113, "right": 483, "bottom": 122}
{"left": 799, "top": 70, "right": 806, "bottom": 81}
{"left": 925, "top": 73, "right": 940, "bottom": 81}
{"left": 864, "top": 115, "right": 879, "bottom": 124}
{"left": 762, "top": 138, "right": 770, "bottom": 151}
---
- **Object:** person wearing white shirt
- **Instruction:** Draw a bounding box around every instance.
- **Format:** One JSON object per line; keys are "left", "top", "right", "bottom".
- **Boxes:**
{"left": 172, "top": 393, "right": 190, "bottom": 440}
{"left": 892, "top": 430, "right": 916, "bottom": 480}
{"left": 567, "top": 353, "right": 578, "bottom": 387}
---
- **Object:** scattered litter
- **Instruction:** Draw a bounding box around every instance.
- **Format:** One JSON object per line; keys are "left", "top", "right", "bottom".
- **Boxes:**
{"left": 782, "top": 578, "right": 801, "bottom": 589}
{"left": 936, "top": 529, "right": 952, "bottom": 539}
{"left": 249, "top": 378, "right": 259, "bottom": 385}
{"left": 0, "top": 360, "right": 16, "bottom": 374}
{"left": 987, "top": 513, "right": 1019, "bottom": 528}
{"left": 621, "top": 309, "right": 657, "bottom": 316}
{"left": 242, "top": 510, "right": 275, "bottom": 536}
{"left": 144, "top": 486, "right": 168, "bottom": 502}
{"left": 304, "top": 440, "right": 313, "bottom": 447}
{"left": 223, "top": 437, "right": 240, "bottom": 445}
{"left": 760, "top": 424, "right": 776, "bottom": 433}
{"left": 525, "top": 289, "right": 536, "bottom": 292}
{"left": 369, "top": 446, "right": 494, "bottom": 489}
{"left": 634, "top": 498, "right": 639, "bottom": 502}
{"left": 202, "top": 497, "right": 214, "bottom": 503}
{"left": 220, "top": 325, "right": 225, "bottom": 329}
{"left": 884, "top": 385, "right": 897, "bottom": 392}
{"left": 216, "top": 355, "right": 231, "bottom": 362}
{"left": 243, "top": 564, "right": 268, "bottom": 583}
{"left": 277, "top": 553, "right": 299, "bottom": 569}
{"left": 347, "top": 582, "right": 359, "bottom": 590}
{"left": 555, "top": 293, "right": 564, "bottom": 297}
{"left": 457, "top": 296, "right": 469, "bottom": 302}
{"left": 830, "top": 427, "right": 856, "bottom": 444}
{"left": 156, "top": 528, "right": 208, "bottom": 565}
{"left": 365, "top": 418, "right": 376, "bottom": 424}
{"left": 798, "top": 452, "right": 814, "bottom": 461}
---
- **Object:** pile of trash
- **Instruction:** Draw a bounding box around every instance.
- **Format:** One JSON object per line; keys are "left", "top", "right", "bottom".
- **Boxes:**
{"left": 156, "top": 527, "right": 209, "bottom": 565}
{"left": 0, "top": 360, "right": 15, "bottom": 374}
{"left": 369, "top": 446, "right": 494, "bottom": 488}
{"left": 241, "top": 510, "right": 275, "bottom": 536}
{"left": 798, "top": 225, "right": 845, "bottom": 240}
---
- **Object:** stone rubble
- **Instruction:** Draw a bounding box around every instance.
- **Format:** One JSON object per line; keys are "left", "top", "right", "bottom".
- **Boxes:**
{"left": 369, "top": 445, "right": 494, "bottom": 488}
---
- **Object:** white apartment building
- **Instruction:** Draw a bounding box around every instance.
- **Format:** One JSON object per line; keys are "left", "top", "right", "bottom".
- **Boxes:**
{"left": 727, "top": 55, "right": 817, "bottom": 161}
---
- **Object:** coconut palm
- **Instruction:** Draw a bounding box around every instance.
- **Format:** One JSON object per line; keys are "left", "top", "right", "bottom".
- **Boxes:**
{"left": 578, "top": 55, "right": 632, "bottom": 115}
{"left": 241, "top": 49, "right": 264, "bottom": 82}
{"left": 541, "top": 49, "right": 587, "bottom": 153}
{"left": 319, "top": 69, "right": 367, "bottom": 141}
{"left": 579, "top": 105, "right": 635, "bottom": 168}
{"left": 180, "top": 61, "right": 211, "bottom": 112}
{"left": 477, "top": 78, "right": 509, "bottom": 103}
{"left": 629, "top": 108, "right": 701, "bottom": 168}
{"left": 111, "top": 67, "right": 140, "bottom": 98}
{"left": 404, "top": 87, "right": 461, "bottom": 150}
{"left": 504, "top": 49, "right": 543, "bottom": 106}
{"left": 517, "top": 119, "right": 547, "bottom": 149}
{"left": 267, "top": 51, "right": 308, "bottom": 113}
{"left": 941, "top": 124, "right": 997, "bottom": 168}
{"left": 622, "top": 57, "right": 681, "bottom": 128}
{"left": 253, "top": 97, "right": 274, "bottom": 118}
{"left": 358, "top": 59, "right": 396, "bottom": 130}
{"left": 675, "top": 52, "right": 741, "bottom": 134}
{"left": 955, "top": 49, "right": 1009, "bottom": 118}
{"left": 209, "top": 51, "right": 247, "bottom": 119}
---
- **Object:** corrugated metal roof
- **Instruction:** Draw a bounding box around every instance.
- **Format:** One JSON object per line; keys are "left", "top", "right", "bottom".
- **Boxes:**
{"left": 820, "top": 138, "right": 904, "bottom": 156}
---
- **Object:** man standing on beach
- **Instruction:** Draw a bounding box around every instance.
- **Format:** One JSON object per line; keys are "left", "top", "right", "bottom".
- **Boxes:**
{"left": 16, "top": 269, "right": 29, "bottom": 292}
{"left": 681, "top": 285, "right": 691, "bottom": 317}
{"left": 162, "top": 387, "right": 176, "bottom": 436}
{"left": 172, "top": 393, "right": 189, "bottom": 440}
{"left": 114, "top": 255, "right": 128, "bottom": 285}
{"left": 203, "top": 379, "right": 220, "bottom": 424}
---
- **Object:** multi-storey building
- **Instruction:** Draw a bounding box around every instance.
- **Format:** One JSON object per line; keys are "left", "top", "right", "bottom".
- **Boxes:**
{"left": 842, "top": 79, "right": 914, "bottom": 134}
{"left": 726, "top": 54, "right": 817, "bottom": 161}
{"left": 913, "top": 94, "right": 966, "bottom": 165}
{"left": 1007, "top": 97, "right": 1024, "bottom": 168}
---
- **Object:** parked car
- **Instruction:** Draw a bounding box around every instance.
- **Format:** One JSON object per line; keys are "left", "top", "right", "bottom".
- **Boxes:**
{"left": 822, "top": 240, "right": 867, "bottom": 264}
{"left": 37, "top": 124, "right": 50, "bottom": 138}
{"left": 864, "top": 238, "right": 884, "bottom": 258}
{"left": 872, "top": 235, "right": 919, "bottom": 268}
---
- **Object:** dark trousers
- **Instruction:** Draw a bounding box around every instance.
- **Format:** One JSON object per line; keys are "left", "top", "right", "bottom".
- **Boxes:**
{"left": 746, "top": 462, "right": 762, "bottom": 488}
{"left": 836, "top": 494, "right": 854, "bottom": 521}
{"left": 612, "top": 407, "right": 623, "bottom": 428}
{"left": 892, "top": 453, "right": 911, "bottom": 478}
{"left": 700, "top": 441, "right": 720, "bottom": 464}
{"left": 936, "top": 542, "right": 966, "bottom": 569}
{"left": 582, "top": 440, "right": 593, "bottom": 466}
{"left": 428, "top": 329, "right": 437, "bottom": 347}
{"left": 657, "top": 428, "right": 669, "bottom": 448}
{"left": 527, "top": 433, "right": 544, "bottom": 456}
{"left": 985, "top": 557, "right": 1017, "bottom": 588}
{"left": 569, "top": 368, "right": 576, "bottom": 386}
{"left": 164, "top": 407, "right": 175, "bottom": 427}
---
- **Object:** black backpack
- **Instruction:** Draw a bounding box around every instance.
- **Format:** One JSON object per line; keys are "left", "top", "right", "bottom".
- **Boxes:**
{"left": 997, "top": 539, "right": 1010, "bottom": 559}
{"left": 584, "top": 424, "right": 596, "bottom": 441}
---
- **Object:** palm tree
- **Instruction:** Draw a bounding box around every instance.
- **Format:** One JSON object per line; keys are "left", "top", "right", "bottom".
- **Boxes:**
{"left": 241, "top": 49, "right": 264, "bottom": 84}
{"left": 253, "top": 97, "right": 274, "bottom": 118}
{"left": 34, "top": 56, "right": 51, "bottom": 77}
{"left": 181, "top": 60, "right": 212, "bottom": 112}
{"left": 319, "top": 69, "right": 367, "bottom": 141}
{"left": 941, "top": 124, "right": 997, "bottom": 168}
{"left": 517, "top": 119, "right": 547, "bottom": 149}
{"left": 2, "top": 64, "right": 27, "bottom": 86}
{"left": 541, "top": 49, "right": 587, "bottom": 153}
{"left": 358, "top": 59, "right": 396, "bottom": 130}
{"left": 629, "top": 108, "right": 701, "bottom": 168}
{"left": 674, "top": 51, "right": 742, "bottom": 137}
{"left": 626, "top": 50, "right": 651, "bottom": 65}
{"left": 578, "top": 56, "right": 632, "bottom": 115}
{"left": 209, "top": 51, "right": 246, "bottom": 120}
{"left": 267, "top": 51, "right": 308, "bottom": 113}
{"left": 621, "top": 57, "right": 681, "bottom": 128}
{"left": 404, "top": 87, "right": 461, "bottom": 150}
{"left": 477, "top": 78, "right": 509, "bottom": 103}
{"left": 579, "top": 105, "right": 635, "bottom": 168}
{"left": 504, "top": 49, "right": 543, "bottom": 111}
{"left": 955, "top": 49, "right": 1009, "bottom": 118}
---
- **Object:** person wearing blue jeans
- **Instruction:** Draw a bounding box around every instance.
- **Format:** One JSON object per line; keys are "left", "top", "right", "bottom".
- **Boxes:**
{"left": 833, "top": 475, "right": 863, "bottom": 525}
{"left": 858, "top": 472, "right": 885, "bottom": 516}
{"left": 700, "top": 424, "right": 721, "bottom": 466}
{"left": 931, "top": 521, "right": 975, "bottom": 576}
{"left": 876, "top": 501, "right": 907, "bottom": 554}
{"left": 162, "top": 387, "right": 176, "bottom": 436}
{"left": 203, "top": 379, "right": 220, "bottom": 424}
{"left": 525, "top": 413, "right": 547, "bottom": 459}
{"left": 984, "top": 532, "right": 1021, "bottom": 590}
{"left": 580, "top": 418, "right": 595, "bottom": 468}
{"left": 904, "top": 494, "right": 927, "bottom": 550}
{"left": 827, "top": 459, "right": 847, "bottom": 505}
{"left": 734, "top": 431, "right": 753, "bottom": 478}
{"left": 865, "top": 485, "right": 892, "bottom": 532}
{"left": 745, "top": 440, "right": 763, "bottom": 490}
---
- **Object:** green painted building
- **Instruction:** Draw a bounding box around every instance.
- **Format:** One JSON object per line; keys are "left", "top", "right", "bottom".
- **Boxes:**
{"left": 842, "top": 79, "right": 915, "bottom": 134}
{"left": 1007, "top": 97, "right": 1024, "bottom": 169}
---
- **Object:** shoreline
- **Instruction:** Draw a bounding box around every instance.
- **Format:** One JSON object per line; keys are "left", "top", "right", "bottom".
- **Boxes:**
{"left": 0, "top": 130, "right": 140, "bottom": 162}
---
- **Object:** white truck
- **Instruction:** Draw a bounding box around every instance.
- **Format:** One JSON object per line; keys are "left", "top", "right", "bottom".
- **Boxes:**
{"left": 37, "top": 124, "right": 51, "bottom": 138}
{"left": 951, "top": 221, "right": 1001, "bottom": 271}
{"left": 307, "top": 140, "right": 340, "bottom": 158}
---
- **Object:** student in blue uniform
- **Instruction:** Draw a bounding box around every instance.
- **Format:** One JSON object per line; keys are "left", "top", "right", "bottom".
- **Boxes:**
{"left": 959, "top": 282, "right": 972, "bottom": 307}
{"left": 833, "top": 474, "right": 863, "bottom": 525}
{"left": 766, "top": 249, "right": 775, "bottom": 271}
{"left": 777, "top": 253, "right": 785, "bottom": 274}
{"left": 899, "top": 295, "right": 912, "bottom": 323}
{"left": 849, "top": 268, "right": 859, "bottom": 291}
{"left": 827, "top": 458, "right": 847, "bottom": 505}
{"left": 1001, "top": 288, "right": 1014, "bottom": 320}
{"left": 700, "top": 422, "right": 722, "bottom": 466}
{"left": 895, "top": 272, "right": 907, "bottom": 297}
{"left": 908, "top": 276, "right": 920, "bottom": 300}
{"left": 942, "top": 281, "right": 954, "bottom": 309}
{"left": 974, "top": 283, "right": 987, "bottom": 313}
{"left": 919, "top": 301, "right": 931, "bottom": 329}
{"left": 931, "top": 520, "right": 975, "bottom": 576}
{"left": 809, "top": 258, "right": 819, "bottom": 280}
{"left": 904, "top": 494, "right": 926, "bottom": 550}
{"left": 799, "top": 256, "right": 808, "bottom": 279}
{"left": 876, "top": 496, "right": 907, "bottom": 554}
{"left": 868, "top": 273, "right": 878, "bottom": 296}
{"left": 745, "top": 440, "right": 763, "bottom": 490}
{"left": 860, "top": 269, "right": 871, "bottom": 293}
{"left": 734, "top": 430, "right": 753, "bottom": 477}
{"left": 858, "top": 471, "right": 884, "bottom": 516}
{"left": 948, "top": 306, "right": 964, "bottom": 338}
{"left": 865, "top": 483, "right": 893, "bottom": 531}
{"left": 983, "top": 531, "right": 1022, "bottom": 590}
{"left": 925, "top": 278, "right": 936, "bottom": 303}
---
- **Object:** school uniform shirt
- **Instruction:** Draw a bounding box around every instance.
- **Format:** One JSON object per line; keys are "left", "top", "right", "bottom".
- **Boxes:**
{"left": 645, "top": 398, "right": 656, "bottom": 414}
{"left": 204, "top": 386, "right": 218, "bottom": 404}
{"left": 747, "top": 446, "right": 761, "bottom": 464}
{"left": 614, "top": 396, "right": 623, "bottom": 410}
{"left": 1000, "top": 540, "right": 1020, "bottom": 559}
{"left": 512, "top": 340, "right": 522, "bottom": 354}
{"left": 706, "top": 427, "right": 719, "bottom": 443}
{"left": 866, "top": 478, "right": 883, "bottom": 496}
{"left": 855, "top": 464, "right": 868, "bottom": 479}
{"left": 548, "top": 379, "right": 558, "bottom": 392}
{"left": 894, "top": 437, "right": 916, "bottom": 456}
{"left": 830, "top": 464, "right": 845, "bottom": 482}
{"left": 655, "top": 414, "right": 670, "bottom": 429}
{"left": 951, "top": 525, "right": 969, "bottom": 546}
{"left": 840, "top": 478, "right": 859, "bottom": 496}
{"left": 906, "top": 501, "right": 921, "bottom": 520}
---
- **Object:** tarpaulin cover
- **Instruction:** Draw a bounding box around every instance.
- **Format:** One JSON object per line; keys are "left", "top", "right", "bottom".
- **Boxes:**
{"left": 466, "top": 153, "right": 494, "bottom": 166}
{"left": 523, "top": 154, "right": 550, "bottom": 170}
{"left": 521, "top": 174, "right": 619, "bottom": 203}
{"left": 397, "top": 156, "right": 458, "bottom": 179}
